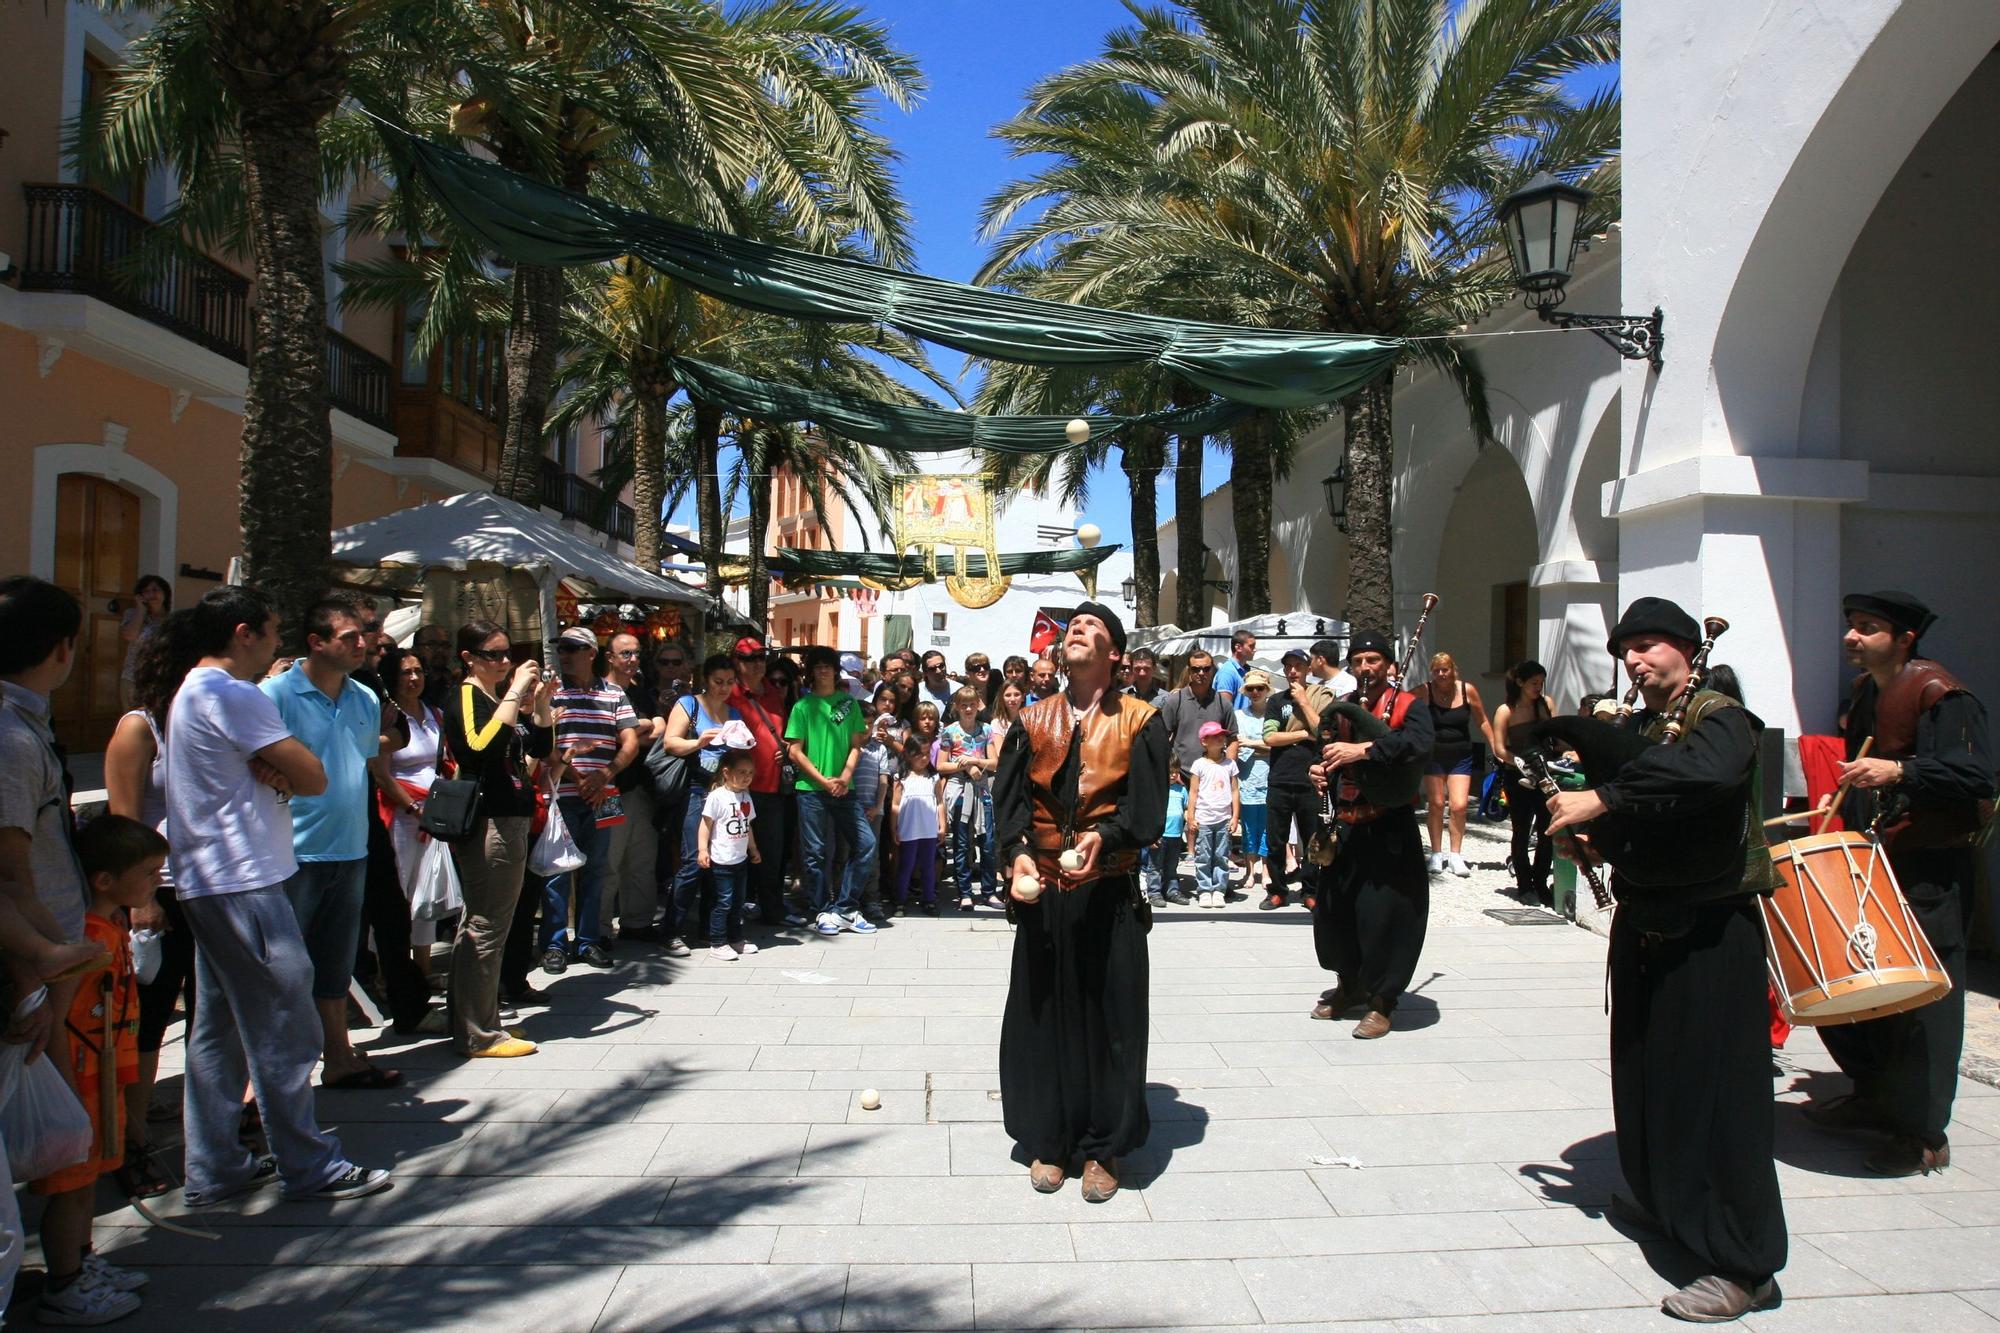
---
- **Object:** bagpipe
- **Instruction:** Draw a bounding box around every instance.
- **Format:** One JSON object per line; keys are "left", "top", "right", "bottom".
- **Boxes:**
{"left": 1306, "top": 594, "right": 1437, "bottom": 866}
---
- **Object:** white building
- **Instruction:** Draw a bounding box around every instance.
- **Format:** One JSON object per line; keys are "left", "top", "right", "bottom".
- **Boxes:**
{"left": 1161, "top": 2, "right": 2000, "bottom": 790}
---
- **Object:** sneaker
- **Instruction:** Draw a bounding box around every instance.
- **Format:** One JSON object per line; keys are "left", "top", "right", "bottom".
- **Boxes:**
{"left": 814, "top": 913, "right": 844, "bottom": 936}
{"left": 843, "top": 911, "right": 878, "bottom": 935}
{"left": 1446, "top": 853, "right": 1471, "bottom": 878}
{"left": 81, "top": 1251, "right": 148, "bottom": 1293}
{"left": 708, "top": 944, "right": 738, "bottom": 961}
{"left": 781, "top": 913, "right": 811, "bottom": 927}
{"left": 1164, "top": 887, "right": 1194, "bottom": 906}
{"left": 540, "top": 948, "right": 568, "bottom": 976}
{"left": 497, "top": 1003, "right": 519, "bottom": 1024}
{"left": 1147, "top": 893, "right": 1167, "bottom": 907}
{"left": 580, "top": 944, "right": 614, "bottom": 968}
{"left": 36, "top": 1271, "right": 142, "bottom": 1325}
{"left": 663, "top": 937, "right": 692, "bottom": 958}
{"left": 185, "top": 1154, "right": 279, "bottom": 1209}
{"left": 731, "top": 940, "right": 760, "bottom": 956}
{"left": 288, "top": 1163, "right": 393, "bottom": 1201}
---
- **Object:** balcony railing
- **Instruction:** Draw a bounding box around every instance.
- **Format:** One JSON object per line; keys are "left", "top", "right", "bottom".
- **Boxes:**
{"left": 19, "top": 182, "right": 396, "bottom": 429}
{"left": 541, "top": 456, "right": 637, "bottom": 546}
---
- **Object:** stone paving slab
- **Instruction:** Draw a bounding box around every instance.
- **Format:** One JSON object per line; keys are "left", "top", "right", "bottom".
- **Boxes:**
{"left": 25, "top": 825, "right": 2000, "bottom": 1330}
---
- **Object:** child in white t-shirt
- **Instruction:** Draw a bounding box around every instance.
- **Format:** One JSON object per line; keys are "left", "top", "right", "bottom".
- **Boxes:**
{"left": 1188, "top": 721, "right": 1240, "bottom": 909}
{"left": 698, "top": 749, "right": 761, "bottom": 959}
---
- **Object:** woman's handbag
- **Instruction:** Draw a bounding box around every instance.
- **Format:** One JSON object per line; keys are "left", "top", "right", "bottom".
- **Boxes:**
{"left": 417, "top": 778, "right": 481, "bottom": 843}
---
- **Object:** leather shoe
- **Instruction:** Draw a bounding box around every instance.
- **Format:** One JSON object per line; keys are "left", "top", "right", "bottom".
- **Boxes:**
{"left": 1029, "top": 1160, "right": 1066, "bottom": 1193}
{"left": 1312, "top": 986, "right": 1363, "bottom": 1020}
{"left": 1352, "top": 1010, "right": 1392, "bottom": 1040}
{"left": 1259, "top": 891, "right": 1287, "bottom": 911}
{"left": 1080, "top": 1158, "right": 1119, "bottom": 1203}
{"left": 1660, "top": 1274, "right": 1780, "bottom": 1323}
{"left": 1866, "top": 1136, "right": 1949, "bottom": 1177}
{"left": 1800, "top": 1092, "right": 1889, "bottom": 1135}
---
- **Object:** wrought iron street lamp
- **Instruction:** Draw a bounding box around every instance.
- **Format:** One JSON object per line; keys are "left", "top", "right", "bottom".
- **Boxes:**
{"left": 1497, "top": 171, "right": 1664, "bottom": 370}
{"left": 1320, "top": 461, "right": 1349, "bottom": 533}
{"left": 1119, "top": 576, "right": 1137, "bottom": 608}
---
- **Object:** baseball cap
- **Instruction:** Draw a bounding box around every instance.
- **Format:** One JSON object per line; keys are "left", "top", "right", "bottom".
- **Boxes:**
{"left": 557, "top": 626, "right": 599, "bottom": 651}
{"left": 1198, "top": 720, "right": 1227, "bottom": 740}
{"left": 733, "top": 636, "right": 766, "bottom": 658}
{"left": 1281, "top": 647, "right": 1310, "bottom": 665}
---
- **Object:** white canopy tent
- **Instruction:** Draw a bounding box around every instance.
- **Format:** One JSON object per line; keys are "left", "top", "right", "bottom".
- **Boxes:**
{"left": 1133, "top": 610, "right": 1349, "bottom": 661}
{"left": 331, "top": 492, "right": 702, "bottom": 655}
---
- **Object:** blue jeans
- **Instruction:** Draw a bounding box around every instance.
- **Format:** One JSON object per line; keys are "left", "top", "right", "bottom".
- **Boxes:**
{"left": 282, "top": 857, "right": 366, "bottom": 1000}
{"left": 1195, "top": 822, "right": 1232, "bottom": 898}
{"left": 709, "top": 862, "right": 747, "bottom": 944}
{"left": 541, "top": 795, "right": 612, "bottom": 951}
{"left": 668, "top": 784, "right": 711, "bottom": 939}
{"left": 797, "top": 788, "right": 875, "bottom": 917}
{"left": 947, "top": 784, "right": 994, "bottom": 898}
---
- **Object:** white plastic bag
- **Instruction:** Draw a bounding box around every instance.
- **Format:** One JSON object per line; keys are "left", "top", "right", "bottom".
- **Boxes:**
{"left": 410, "top": 837, "right": 465, "bottom": 922}
{"left": 130, "top": 928, "right": 164, "bottom": 986}
{"left": 528, "top": 807, "right": 586, "bottom": 876}
{"left": 0, "top": 1034, "right": 93, "bottom": 1183}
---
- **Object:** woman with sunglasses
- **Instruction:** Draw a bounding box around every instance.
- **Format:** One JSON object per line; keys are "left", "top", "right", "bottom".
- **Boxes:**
{"left": 442, "top": 621, "right": 554, "bottom": 1059}
{"left": 369, "top": 646, "right": 451, "bottom": 996}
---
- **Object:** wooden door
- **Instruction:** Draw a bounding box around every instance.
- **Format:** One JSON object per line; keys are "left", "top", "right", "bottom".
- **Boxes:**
{"left": 50, "top": 475, "right": 141, "bottom": 752}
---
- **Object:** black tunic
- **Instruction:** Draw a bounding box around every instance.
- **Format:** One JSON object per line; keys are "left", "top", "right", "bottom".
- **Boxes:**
{"left": 994, "top": 707, "right": 1169, "bottom": 1167}
{"left": 1311, "top": 691, "right": 1433, "bottom": 1011}
{"left": 1596, "top": 705, "right": 1787, "bottom": 1285}
{"left": 1821, "top": 686, "right": 1992, "bottom": 1147}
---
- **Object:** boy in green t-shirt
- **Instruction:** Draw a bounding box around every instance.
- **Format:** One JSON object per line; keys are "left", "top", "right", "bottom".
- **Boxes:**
{"left": 784, "top": 647, "right": 876, "bottom": 936}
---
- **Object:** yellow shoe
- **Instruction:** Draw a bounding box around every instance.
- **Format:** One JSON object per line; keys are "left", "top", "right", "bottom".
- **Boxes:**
{"left": 469, "top": 1037, "right": 537, "bottom": 1058}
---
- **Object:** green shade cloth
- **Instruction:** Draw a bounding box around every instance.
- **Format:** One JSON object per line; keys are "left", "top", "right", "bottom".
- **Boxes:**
{"left": 391, "top": 131, "right": 1402, "bottom": 410}
{"left": 766, "top": 546, "right": 1117, "bottom": 580}
{"left": 667, "top": 353, "right": 1247, "bottom": 453}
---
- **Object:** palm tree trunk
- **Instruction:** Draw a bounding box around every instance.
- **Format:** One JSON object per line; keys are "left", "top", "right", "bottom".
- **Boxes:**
{"left": 631, "top": 393, "right": 668, "bottom": 571}
{"left": 1120, "top": 428, "right": 1164, "bottom": 627}
{"left": 494, "top": 262, "right": 564, "bottom": 505}
{"left": 747, "top": 452, "right": 773, "bottom": 633}
{"left": 1229, "top": 410, "right": 1273, "bottom": 618}
{"left": 235, "top": 106, "right": 335, "bottom": 649}
{"left": 1174, "top": 430, "right": 1207, "bottom": 627}
{"left": 693, "top": 404, "right": 725, "bottom": 604}
{"left": 1342, "top": 376, "right": 1395, "bottom": 632}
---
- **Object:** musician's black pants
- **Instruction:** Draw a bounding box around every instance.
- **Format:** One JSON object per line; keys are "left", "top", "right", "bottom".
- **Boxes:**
{"left": 1610, "top": 897, "right": 1787, "bottom": 1284}
{"left": 1505, "top": 780, "right": 1554, "bottom": 899}
{"left": 1265, "top": 780, "right": 1320, "bottom": 896}
{"left": 1000, "top": 872, "right": 1150, "bottom": 1167}
{"left": 1817, "top": 846, "right": 1974, "bottom": 1148}
{"left": 1311, "top": 807, "right": 1427, "bottom": 1012}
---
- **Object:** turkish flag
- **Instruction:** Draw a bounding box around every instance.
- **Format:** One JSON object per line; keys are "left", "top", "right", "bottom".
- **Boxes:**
{"left": 1030, "top": 608, "right": 1070, "bottom": 656}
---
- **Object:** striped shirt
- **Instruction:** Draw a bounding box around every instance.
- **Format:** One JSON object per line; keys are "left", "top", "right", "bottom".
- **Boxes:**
{"left": 553, "top": 678, "right": 637, "bottom": 800}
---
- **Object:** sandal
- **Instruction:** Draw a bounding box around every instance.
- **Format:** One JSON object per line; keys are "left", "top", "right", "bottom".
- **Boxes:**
{"left": 321, "top": 1065, "right": 404, "bottom": 1090}
{"left": 115, "top": 1145, "right": 173, "bottom": 1200}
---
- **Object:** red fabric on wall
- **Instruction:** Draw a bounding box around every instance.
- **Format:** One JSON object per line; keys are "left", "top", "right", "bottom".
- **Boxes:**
{"left": 1797, "top": 734, "right": 1846, "bottom": 833}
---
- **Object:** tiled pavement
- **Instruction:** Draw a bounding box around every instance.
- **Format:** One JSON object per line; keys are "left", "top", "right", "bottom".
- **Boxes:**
{"left": 41, "top": 829, "right": 2000, "bottom": 1331}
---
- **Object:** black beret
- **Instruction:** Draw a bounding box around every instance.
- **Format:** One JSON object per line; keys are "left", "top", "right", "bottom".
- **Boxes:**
{"left": 1069, "top": 601, "right": 1127, "bottom": 653}
{"left": 1842, "top": 590, "right": 1936, "bottom": 639}
{"left": 1607, "top": 597, "right": 1701, "bottom": 655}
{"left": 1348, "top": 629, "right": 1392, "bottom": 661}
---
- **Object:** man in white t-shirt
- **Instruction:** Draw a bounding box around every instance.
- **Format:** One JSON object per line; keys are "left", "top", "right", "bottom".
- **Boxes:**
{"left": 166, "top": 586, "right": 392, "bottom": 1208}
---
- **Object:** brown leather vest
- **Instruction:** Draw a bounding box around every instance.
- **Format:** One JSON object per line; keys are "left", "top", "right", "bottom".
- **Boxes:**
{"left": 1849, "top": 660, "right": 1989, "bottom": 850}
{"left": 1020, "top": 691, "right": 1158, "bottom": 880}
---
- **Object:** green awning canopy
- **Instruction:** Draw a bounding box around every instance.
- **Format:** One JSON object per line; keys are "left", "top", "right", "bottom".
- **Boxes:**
{"left": 391, "top": 131, "right": 1402, "bottom": 410}
{"left": 666, "top": 353, "right": 1247, "bottom": 453}
{"left": 766, "top": 546, "right": 1116, "bottom": 580}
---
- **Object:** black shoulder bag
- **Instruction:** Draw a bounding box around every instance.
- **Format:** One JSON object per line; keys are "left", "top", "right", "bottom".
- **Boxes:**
{"left": 419, "top": 687, "right": 484, "bottom": 842}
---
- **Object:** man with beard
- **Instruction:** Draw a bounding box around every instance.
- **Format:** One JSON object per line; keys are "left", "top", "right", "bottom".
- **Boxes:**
{"left": 995, "top": 602, "right": 1167, "bottom": 1203}
{"left": 1805, "top": 591, "right": 1992, "bottom": 1178}
{"left": 1308, "top": 631, "right": 1431, "bottom": 1039}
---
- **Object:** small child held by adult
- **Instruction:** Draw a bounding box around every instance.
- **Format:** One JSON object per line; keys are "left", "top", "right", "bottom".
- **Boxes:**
{"left": 1189, "top": 722, "right": 1240, "bottom": 909}
{"left": 33, "top": 814, "right": 162, "bottom": 1326}
{"left": 697, "top": 749, "right": 761, "bottom": 960}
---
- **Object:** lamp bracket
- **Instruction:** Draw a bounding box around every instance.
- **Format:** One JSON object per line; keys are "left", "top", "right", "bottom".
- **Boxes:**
{"left": 1536, "top": 304, "right": 1664, "bottom": 370}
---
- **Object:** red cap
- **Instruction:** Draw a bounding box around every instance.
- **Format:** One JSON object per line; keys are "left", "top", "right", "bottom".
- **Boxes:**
{"left": 733, "top": 636, "right": 767, "bottom": 658}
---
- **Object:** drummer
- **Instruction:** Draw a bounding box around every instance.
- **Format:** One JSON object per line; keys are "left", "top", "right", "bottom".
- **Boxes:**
{"left": 1544, "top": 596, "right": 1787, "bottom": 1324}
{"left": 1804, "top": 591, "right": 1993, "bottom": 1176}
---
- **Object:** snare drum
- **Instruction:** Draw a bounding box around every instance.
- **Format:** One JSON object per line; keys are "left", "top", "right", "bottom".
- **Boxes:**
{"left": 1758, "top": 831, "right": 1950, "bottom": 1025}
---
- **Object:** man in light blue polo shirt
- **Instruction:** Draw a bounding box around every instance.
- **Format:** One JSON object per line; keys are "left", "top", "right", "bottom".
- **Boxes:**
{"left": 261, "top": 594, "right": 396, "bottom": 1089}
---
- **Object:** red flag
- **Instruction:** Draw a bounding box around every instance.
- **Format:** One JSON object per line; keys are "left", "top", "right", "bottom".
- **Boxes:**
{"left": 1029, "top": 608, "right": 1070, "bottom": 656}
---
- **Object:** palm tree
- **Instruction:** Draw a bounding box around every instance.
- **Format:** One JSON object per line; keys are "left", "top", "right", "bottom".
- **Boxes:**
{"left": 76, "top": 0, "right": 449, "bottom": 641}
{"left": 979, "top": 0, "right": 1619, "bottom": 628}
{"left": 425, "top": 0, "right": 923, "bottom": 509}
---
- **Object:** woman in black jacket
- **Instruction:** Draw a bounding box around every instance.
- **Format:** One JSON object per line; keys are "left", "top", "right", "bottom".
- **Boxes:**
{"left": 443, "top": 619, "right": 554, "bottom": 1058}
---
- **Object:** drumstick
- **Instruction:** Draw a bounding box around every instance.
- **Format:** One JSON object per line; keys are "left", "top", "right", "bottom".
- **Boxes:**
{"left": 1816, "top": 736, "right": 1874, "bottom": 835}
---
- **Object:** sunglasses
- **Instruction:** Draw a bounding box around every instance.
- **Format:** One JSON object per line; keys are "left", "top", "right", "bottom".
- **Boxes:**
{"left": 466, "top": 648, "right": 511, "bottom": 662}
{"left": 1246, "top": 684, "right": 1269, "bottom": 692}
{"left": 1189, "top": 665, "right": 1215, "bottom": 674}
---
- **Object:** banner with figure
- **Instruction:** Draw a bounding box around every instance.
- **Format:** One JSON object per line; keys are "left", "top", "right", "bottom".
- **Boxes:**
{"left": 888, "top": 473, "right": 1010, "bottom": 608}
